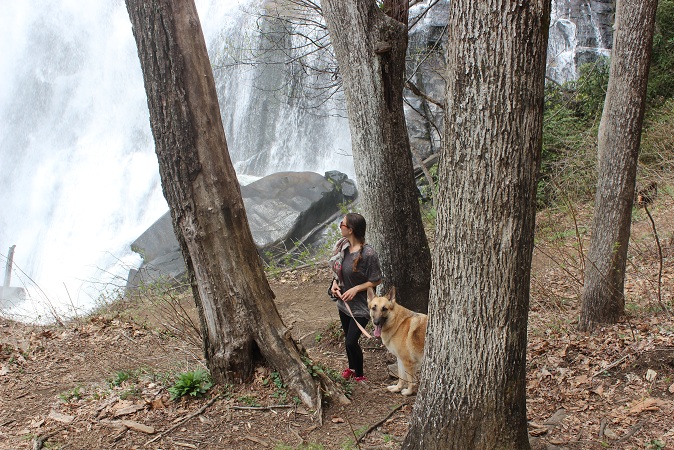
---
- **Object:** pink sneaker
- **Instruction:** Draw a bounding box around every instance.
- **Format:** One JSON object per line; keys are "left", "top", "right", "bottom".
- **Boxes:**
{"left": 341, "top": 368, "right": 355, "bottom": 379}
{"left": 354, "top": 375, "right": 368, "bottom": 382}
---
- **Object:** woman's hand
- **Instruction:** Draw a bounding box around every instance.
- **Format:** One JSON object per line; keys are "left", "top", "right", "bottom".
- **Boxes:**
{"left": 341, "top": 281, "right": 380, "bottom": 302}
{"left": 330, "top": 280, "right": 342, "bottom": 299}
{"left": 340, "top": 287, "right": 359, "bottom": 302}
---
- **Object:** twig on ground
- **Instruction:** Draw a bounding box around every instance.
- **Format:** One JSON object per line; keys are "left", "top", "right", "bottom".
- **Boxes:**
{"left": 316, "top": 384, "right": 323, "bottom": 426}
{"left": 356, "top": 402, "right": 407, "bottom": 444}
{"left": 288, "top": 424, "right": 305, "bottom": 445}
{"left": 592, "top": 354, "right": 629, "bottom": 378}
{"left": 644, "top": 203, "right": 670, "bottom": 317}
{"left": 174, "top": 442, "right": 198, "bottom": 449}
{"left": 615, "top": 420, "right": 645, "bottom": 443}
{"left": 111, "top": 427, "right": 128, "bottom": 443}
{"left": 598, "top": 417, "right": 607, "bottom": 438}
{"left": 231, "top": 404, "right": 294, "bottom": 411}
{"left": 145, "top": 390, "right": 226, "bottom": 446}
{"left": 299, "top": 331, "right": 314, "bottom": 342}
{"left": 243, "top": 435, "right": 270, "bottom": 447}
{"left": 95, "top": 395, "right": 120, "bottom": 418}
{"left": 345, "top": 415, "right": 363, "bottom": 450}
{"left": 32, "top": 428, "right": 62, "bottom": 450}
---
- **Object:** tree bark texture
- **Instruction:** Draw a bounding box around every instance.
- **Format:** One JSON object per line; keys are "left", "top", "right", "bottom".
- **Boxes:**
{"left": 403, "top": 1, "right": 550, "bottom": 448}
{"left": 321, "top": 0, "right": 431, "bottom": 313}
{"left": 579, "top": 0, "right": 658, "bottom": 332}
{"left": 124, "top": 0, "right": 322, "bottom": 409}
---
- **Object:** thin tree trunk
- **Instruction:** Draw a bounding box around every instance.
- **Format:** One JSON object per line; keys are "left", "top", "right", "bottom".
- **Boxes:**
{"left": 579, "top": 0, "right": 658, "bottom": 332}
{"left": 403, "top": 0, "right": 550, "bottom": 448}
{"left": 322, "top": 0, "right": 431, "bottom": 313}
{"left": 124, "top": 0, "right": 340, "bottom": 409}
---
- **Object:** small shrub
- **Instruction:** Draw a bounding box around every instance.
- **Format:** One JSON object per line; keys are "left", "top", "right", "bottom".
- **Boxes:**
{"left": 109, "top": 369, "right": 135, "bottom": 387}
{"left": 302, "top": 356, "right": 353, "bottom": 398}
{"left": 640, "top": 98, "right": 674, "bottom": 181}
{"left": 647, "top": 439, "right": 666, "bottom": 450}
{"left": 539, "top": 61, "right": 609, "bottom": 207}
{"left": 573, "top": 58, "right": 610, "bottom": 120}
{"left": 59, "top": 386, "right": 83, "bottom": 403}
{"left": 237, "top": 395, "right": 260, "bottom": 406}
{"left": 266, "top": 371, "right": 287, "bottom": 403}
{"left": 168, "top": 369, "right": 213, "bottom": 400}
{"left": 120, "top": 387, "right": 141, "bottom": 400}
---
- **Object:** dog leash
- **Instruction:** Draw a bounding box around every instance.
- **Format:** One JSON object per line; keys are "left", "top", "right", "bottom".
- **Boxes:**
{"left": 343, "top": 300, "right": 372, "bottom": 338}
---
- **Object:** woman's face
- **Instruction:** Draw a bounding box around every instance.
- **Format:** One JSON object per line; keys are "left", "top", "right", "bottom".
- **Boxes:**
{"left": 339, "top": 216, "right": 351, "bottom": 237}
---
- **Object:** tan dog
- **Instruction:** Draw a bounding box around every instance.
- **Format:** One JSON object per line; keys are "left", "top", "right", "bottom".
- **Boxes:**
{"left": 367, "top": 287, "right": 427, "bottom": 396}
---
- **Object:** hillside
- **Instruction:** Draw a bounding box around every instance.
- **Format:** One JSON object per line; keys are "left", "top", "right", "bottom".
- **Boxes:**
{"left": 1, "top": 193, "right": 673, "bottom": 450}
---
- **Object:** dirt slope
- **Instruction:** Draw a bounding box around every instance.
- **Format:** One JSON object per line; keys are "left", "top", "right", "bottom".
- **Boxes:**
{"left": 1, "top": 198, "right": 673, "bottom": 449}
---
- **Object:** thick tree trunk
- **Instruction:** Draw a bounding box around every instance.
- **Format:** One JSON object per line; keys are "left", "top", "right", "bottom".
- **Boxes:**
{"left": 321, "top": 0, "right": 431, "bottom": 313}
{"left": 579, "top": 0, "right": 658, "bottom": 332}
{"left": 124, "top": 0, "right": 338, "bottom": 409}
{"left": 403, "top": 1, "right": 550, "bottom": 448}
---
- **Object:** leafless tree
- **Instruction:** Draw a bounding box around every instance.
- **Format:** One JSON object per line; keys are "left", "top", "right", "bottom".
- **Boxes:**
{"left": 124, "top": 0, "right": 346, "bottom": 410}
{"left": 579, "top": 0, "right": 659, "bottom": 331}
{"left": 403, "top": 0, "right": 551, "bottom": 447}
{"left": 321, "top": 0, "right": 432, "bottom": 312}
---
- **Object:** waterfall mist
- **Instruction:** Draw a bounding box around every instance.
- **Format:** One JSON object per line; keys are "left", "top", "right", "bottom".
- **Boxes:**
{"left": 0, "top": 0, "right": 352, "bottom": 322}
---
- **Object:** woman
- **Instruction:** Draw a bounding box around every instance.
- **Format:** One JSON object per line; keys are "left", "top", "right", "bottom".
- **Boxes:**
{"left": 329, "top": 213, "right": 382, "bottom": 382}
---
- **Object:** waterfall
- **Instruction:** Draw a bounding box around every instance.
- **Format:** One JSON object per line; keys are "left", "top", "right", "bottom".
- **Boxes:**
{"left": 0, "top": 0, "right": 352, "bottom": 322}
{"left": 0, "top": 0, "right": 613, "bottom": 322}
{"left": 547, "top": 0, "right": 613, "bottom": 84}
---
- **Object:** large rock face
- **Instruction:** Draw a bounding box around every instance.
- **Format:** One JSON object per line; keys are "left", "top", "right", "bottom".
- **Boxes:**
{"left": 241, "top": 171, "right": 352, "bottom": 250}
{"left": 126, "top": 171, "right": 356, "bottom": 291}
{"left": 547, "top": 0, "right": 614, "bottom": 83}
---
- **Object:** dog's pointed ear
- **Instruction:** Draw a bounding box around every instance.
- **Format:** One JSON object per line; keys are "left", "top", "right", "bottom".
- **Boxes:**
{"left": 367, "top": 287, "right": 376, "bottom": 303}
{"left": 387, "top": 286, "right": 397, "bottom": 305}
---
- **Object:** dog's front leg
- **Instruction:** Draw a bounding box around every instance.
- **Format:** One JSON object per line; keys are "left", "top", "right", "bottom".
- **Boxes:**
{"left": 387, "top": 359, "right": 405, "bottom": 393}
{"left": 399, "top": 362, "right": 417, "bottom": 396}
{"left": 401, "top": 381, "right": 416, "bottom": 396}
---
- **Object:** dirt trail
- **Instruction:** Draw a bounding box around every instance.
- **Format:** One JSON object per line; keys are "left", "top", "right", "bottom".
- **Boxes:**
{"left": 1, "top": 201, "right": 673, "bottom": 448}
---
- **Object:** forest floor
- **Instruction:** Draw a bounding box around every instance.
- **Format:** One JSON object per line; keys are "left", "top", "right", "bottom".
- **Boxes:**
{"left": 1, "top": 193, "right": 674, "bottom": 450}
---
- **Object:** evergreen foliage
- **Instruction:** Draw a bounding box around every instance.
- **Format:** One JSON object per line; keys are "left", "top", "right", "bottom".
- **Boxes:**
{"left": 539, "top": 25, "right": 674, "bottom": 209}
{"left": 648, "top": 0, "right": 674, "bottom": 101}
{"left": 539, "top": 60, "right": 609, "bottom": 206}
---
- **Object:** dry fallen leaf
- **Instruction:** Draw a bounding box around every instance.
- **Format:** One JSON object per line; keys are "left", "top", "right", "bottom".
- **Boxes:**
{"left": 114, "top": 404, "right": 145, "bottom": 417}
{"left": 573, "top": 374, "right": 588, "bottom": 387}
{"left": 603, "top": 427, "right": 619, "bottom": 440}
{"left": 331, "top": 416, "right": 345, "bottom": 423}
{"left": 537, "top": 368, "right": 552, "bottom": 379}
{"left": 629, "top": 397, "right": 666, "bottom": 414}
{"left": 645, "top": 369, "right": 657, "bottom": 382}
{"left": 528, "top": 422, "right": 548, "bottom": 437}
{"left": 120, "top": 420, "right": 154, "bottom": 434}
{"left": 47, "top": 410, "right": 74, "bottom": 424}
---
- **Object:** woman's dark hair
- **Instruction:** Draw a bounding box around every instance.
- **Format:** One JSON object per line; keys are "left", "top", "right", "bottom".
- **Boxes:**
{"left": 345, "top": 213, "right": 366, "bottom": 272}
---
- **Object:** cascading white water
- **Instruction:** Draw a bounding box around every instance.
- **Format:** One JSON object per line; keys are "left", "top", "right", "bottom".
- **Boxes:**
{"left": 546, "top": 0, "right": 613, "bottom": 84}
{"left": 209, "top": 3, "right": 353, "bottom": 176}
{"left": 0, "top": 0, "right": 352, "bottom": 322}
{"left": 0, "top": 0, "right": 613, "bottom": 322}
